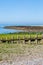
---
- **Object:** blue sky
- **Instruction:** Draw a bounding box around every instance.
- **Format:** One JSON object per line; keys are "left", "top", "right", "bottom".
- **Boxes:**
{"left": 0, "top": 0, "right": 43, "bottom": 26}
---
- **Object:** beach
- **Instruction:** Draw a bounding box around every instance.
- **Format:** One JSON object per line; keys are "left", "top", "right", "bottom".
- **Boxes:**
{"left": 0, "top": 44, "right": 43, "bottom": 65}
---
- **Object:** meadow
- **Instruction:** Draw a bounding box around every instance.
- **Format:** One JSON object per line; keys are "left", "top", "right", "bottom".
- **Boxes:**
{"left": 0, "top": 32, "right": 43, "bottom": 61}
{"left": 0, "top": 43, "right": 38, "bottom": 61}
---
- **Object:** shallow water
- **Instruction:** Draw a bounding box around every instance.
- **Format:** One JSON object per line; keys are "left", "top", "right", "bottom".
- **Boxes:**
{"left": 0, "top": 27, "right": 23, "bottom": 34}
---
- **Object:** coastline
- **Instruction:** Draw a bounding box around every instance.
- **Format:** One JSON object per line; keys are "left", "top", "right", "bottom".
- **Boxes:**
{"left": 0, "top": 44, "right": 43, "bottom": 65}
{"left": 4, "top": 26, "right": 43, "bottom": 32}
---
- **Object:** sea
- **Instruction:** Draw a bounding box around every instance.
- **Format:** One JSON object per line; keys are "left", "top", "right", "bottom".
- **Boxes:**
{"left": 0, "top": 24, "right": 43, "bottom": 34}
{"left": 0, "top": 24, "right": 23, "bottom": 34}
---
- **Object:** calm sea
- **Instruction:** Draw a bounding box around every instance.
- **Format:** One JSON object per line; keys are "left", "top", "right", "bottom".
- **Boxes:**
{"left": 0, "top": 24, "right": 23, "bottom": 34}
{"left": 0, "top": 24, "right": 42, "bottom": 34}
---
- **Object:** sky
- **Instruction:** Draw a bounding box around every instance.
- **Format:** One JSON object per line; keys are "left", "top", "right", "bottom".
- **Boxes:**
{"left": 0, "top": 0, "right": 43, "bottom": 26}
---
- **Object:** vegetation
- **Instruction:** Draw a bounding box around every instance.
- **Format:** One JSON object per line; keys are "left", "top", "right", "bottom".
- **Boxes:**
{"left": 0, "top": 32, "right": 43, "bottom": 61}
{"left": 0, "top": 32, "right": 42, "bottom": 40}
{"left": 0, "top": 43, "right": 35, "bottom": 61}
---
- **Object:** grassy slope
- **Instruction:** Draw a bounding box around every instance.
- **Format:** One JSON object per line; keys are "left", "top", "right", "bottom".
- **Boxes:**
{"left": 0, "top": 32, "right": 43, "bottom": 61}
{"left": 0, "top": 43, "right": 35, "bottom": 61}
{"left": 0, "top": 43, "right": 43, "bottom": 61}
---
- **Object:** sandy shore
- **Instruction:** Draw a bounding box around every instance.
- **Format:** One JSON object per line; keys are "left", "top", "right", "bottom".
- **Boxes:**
{"left": 0, "top": 45, "right": 43, "bottom": 65}
{"left": 0, "top": 56, "right": 43, "bottom": 65}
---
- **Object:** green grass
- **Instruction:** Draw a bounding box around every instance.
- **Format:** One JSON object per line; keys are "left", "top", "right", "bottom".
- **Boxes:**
{"left": 0, "top": 32, "right": 42, "bottom": 40}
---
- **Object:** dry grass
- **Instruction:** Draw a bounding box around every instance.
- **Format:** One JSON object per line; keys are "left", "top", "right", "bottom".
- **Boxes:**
{"left": 0, "top": 42, "right": 43, "bottom": 61}
{"left": 0, "top": 43, "right": 35, "bottom": 61}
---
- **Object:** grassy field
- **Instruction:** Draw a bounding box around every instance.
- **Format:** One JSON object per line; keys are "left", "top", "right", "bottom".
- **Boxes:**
{"left": 0, "top": 32, "right": 43, "bottom": 61}
{"left": 0, "top": 43, "right": 35, "bottom": 61}
{"left": 0, "top": 43, "right": 43, "bottom": 62}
